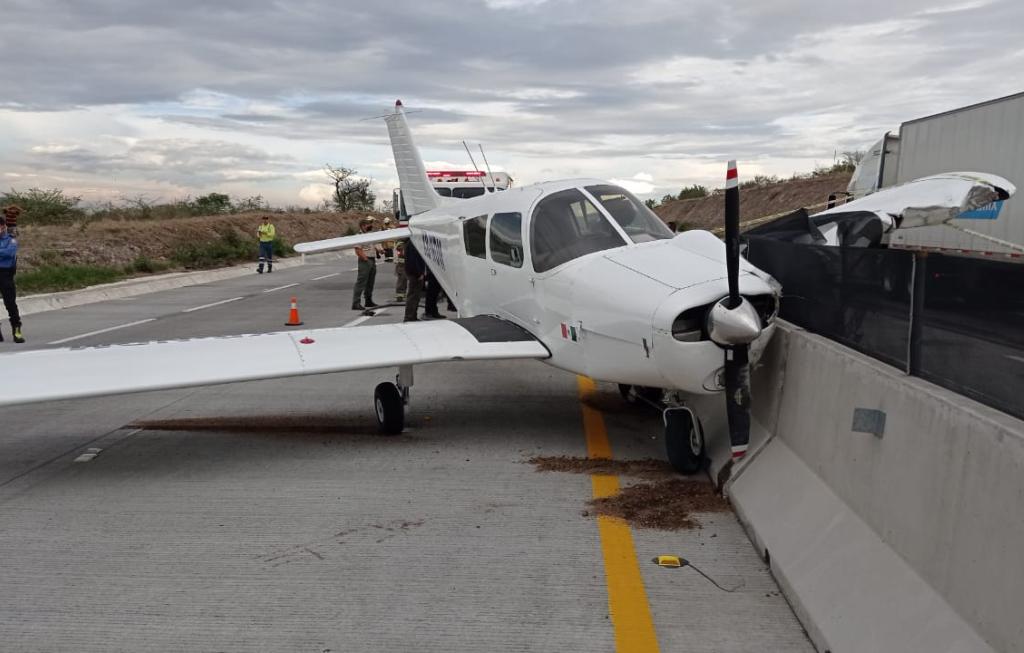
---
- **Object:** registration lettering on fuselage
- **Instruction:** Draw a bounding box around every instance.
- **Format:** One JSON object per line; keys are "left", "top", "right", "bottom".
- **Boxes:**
{"left": 421, "top": 233, "right": 446, "bottom": 270}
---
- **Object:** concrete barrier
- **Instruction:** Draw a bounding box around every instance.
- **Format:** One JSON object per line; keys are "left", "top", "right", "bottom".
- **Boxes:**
{"left": 728, "top": 322, "right": 1023, "bottom": 653}
{"left": 18, "top": 252, "right": 349, "bottom": 317}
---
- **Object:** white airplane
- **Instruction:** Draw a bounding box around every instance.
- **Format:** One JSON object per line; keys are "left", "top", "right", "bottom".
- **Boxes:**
{"left": 1, "top": 101, "right": 782, "bottom": 475}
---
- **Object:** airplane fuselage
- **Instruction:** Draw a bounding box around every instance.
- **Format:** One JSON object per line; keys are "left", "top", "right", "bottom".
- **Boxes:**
{"left": 404, "top": 178, "right": 779, "bottom": 395}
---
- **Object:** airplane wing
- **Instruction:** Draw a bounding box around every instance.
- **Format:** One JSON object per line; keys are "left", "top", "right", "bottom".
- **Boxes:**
{"left": 0, "top": 316, "right": 549, "bottom": 407}
{"left": 295, "top": 226, "right": 412, "bottom": 254}
{"left": 812, "top": 171, "right": 1015, "bottom": 228}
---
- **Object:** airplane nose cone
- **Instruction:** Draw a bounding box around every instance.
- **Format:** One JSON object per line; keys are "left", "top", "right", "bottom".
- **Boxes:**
{"left": 707, "top": 297, "right": 762, "bottom": 347}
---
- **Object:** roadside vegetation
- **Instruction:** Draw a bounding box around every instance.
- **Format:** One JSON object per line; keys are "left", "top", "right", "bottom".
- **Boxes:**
{"left": 645, "top": 151, "right": 863, "bottom": 211}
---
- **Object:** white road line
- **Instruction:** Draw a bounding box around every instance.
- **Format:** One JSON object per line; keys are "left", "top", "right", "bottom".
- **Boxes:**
{"left": 311, "top": 273, "right": 340, "bottom": 281}
{"left": 344, "top": 308, "right": 388, "bottom": 327}
{"left": 74, "top": 447, "right": 103, "bottom": 463}
{"left": 1007, "top": 354, "right": 1024, "bottom": 364}
{"left": 263, "top": 282, "right": 300, "bottom": 293}
{"left": 49, "top": 319, "right": 156, "bottom": 345}
{"left": 181, "top": 296, "right": 244, "bottom": 313}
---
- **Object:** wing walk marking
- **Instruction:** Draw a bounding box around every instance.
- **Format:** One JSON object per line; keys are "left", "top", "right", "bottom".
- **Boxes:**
{"left": 48, "top": 319, "right": 157, "bottom": 345}
{"left": 182, "top": 297, "right": 245, "bottom": 313}
{"left": 578, "top": 376, "right": 660, "bottom": 652}
{"left": 311, "top": 273, "right": 340, "bottom": 280}
{"left": 262, "top": 283, "right": 300, "bottom": 293}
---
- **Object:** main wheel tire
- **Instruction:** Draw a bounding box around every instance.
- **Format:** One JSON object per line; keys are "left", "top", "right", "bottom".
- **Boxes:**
{"left": 664, "top": 408, "right": 704, "bottom": 475}
{"left": 374, "top": 382, "right": 404, "bottom": 434}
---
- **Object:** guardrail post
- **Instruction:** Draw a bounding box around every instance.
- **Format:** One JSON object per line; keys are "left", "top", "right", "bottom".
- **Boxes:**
{"left": 907, "top": 252, "right": 927, "bottom": 375}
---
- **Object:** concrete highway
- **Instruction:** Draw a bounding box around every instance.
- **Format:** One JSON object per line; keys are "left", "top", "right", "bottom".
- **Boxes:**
{"left": 0, "top": 255, "right": 811, "bottom": 652}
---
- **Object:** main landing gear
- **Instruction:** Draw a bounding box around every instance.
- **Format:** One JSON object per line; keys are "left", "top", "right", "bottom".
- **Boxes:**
{"left": 619, "top": 384, "right": 706, "bottom": 476}
{"left": 374, "top": 365, "right": 412, "bottom": 435}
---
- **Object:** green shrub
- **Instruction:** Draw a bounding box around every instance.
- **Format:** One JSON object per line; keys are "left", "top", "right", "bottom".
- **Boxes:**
{"left": 18, "top": 264, "right": 126, "bottom": 294}
{"left": 170, "top": 229, "right": 254, "bottom": 269}
{"left": 677, "top": 185, "right": 709, "bottom": 200}
{"left": 126, "top": 255, "right": 170, "bottom": 274}
{"left": 1, "top": 188, "right": 85, "bottom": 225}
{"left": 271, "top": 237, "right": 293, "bottom": 258}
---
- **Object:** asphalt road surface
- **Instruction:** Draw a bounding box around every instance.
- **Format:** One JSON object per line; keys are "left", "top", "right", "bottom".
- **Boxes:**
{"left": 0, "top": 256, "right": 812, "bottom": 652}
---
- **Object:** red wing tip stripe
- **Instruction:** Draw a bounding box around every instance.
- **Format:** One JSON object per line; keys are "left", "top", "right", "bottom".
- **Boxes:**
{"left": 731, "top": 445, "right": 748, "bottom": 459}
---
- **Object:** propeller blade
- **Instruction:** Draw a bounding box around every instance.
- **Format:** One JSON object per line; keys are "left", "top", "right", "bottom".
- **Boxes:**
{"left": 725, "top": 160, "right": 741, "bottom": 308}
{"left": 724, "top": 345, "right": 751, "bottom": 461}
{"left": 724, "top": 160, "right": 751, "bottom": 461}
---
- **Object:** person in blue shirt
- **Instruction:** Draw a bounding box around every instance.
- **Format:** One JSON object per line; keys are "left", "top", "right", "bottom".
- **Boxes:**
{"left": 0, "top": 216, "right": 24, "bottom": 343}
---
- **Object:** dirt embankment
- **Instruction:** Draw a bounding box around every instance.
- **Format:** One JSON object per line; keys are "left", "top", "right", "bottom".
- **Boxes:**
{"left": 15, "top": 210, "right": 381, "bottom": 271}
{"left": 655, "top": 171, "right": 853, "bottom": 231}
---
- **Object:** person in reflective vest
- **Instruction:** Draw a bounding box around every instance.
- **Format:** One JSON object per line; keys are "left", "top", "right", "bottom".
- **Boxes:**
{"left": 256, "top": 216, "right": 276, "bottom": 274}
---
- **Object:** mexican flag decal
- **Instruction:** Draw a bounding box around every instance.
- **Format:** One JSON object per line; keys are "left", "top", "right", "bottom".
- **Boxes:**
{"left": 560, "top": 322, "right": 579, "bottom": 342}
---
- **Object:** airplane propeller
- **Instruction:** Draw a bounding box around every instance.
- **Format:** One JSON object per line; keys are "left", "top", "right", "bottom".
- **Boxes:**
{"left": 706, "top": 160, "right": 762, "bottom": 462}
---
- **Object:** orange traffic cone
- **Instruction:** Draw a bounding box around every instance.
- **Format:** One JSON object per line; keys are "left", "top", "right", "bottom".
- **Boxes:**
{"left": 284, "top": 296, "right": 304, "bottom": 326}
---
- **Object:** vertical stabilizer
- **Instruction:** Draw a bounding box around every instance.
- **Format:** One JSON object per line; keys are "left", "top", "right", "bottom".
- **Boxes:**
{"left": 385, "top": 100, "right": 442, "bottom": 216}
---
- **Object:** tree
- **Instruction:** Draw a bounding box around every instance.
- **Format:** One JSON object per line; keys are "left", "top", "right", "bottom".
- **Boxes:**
{"left": 677, "top": 184, "right": 709, "bottom": 200}
{"left": 841, "top": 150, "right": 866, "bottom": 167}
{"left": 192, "top": 192, "right": 232, "bottom": 215}
{"left": 324, "top": 165, "right": 375, "bottom": 212}
{"left": 644, "top": 198, "right": 658, "bottom": 209}
{"left": 234, "top": 195, "right": 269, "bottom": 212}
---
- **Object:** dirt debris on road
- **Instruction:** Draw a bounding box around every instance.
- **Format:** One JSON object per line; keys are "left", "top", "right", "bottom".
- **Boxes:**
{"left": 528, "top": 455, "right": 731, "bottom": 530}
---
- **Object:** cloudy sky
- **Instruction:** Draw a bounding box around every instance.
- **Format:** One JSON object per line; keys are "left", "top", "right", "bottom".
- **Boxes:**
{"left": 1, "top": 0, "right": 1022, "bottom": 208}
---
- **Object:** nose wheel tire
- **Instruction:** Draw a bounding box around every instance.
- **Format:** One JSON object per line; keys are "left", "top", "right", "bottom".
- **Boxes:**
{"left": 374, "top": 382, "right": 405, "bottom": 434}
{"left": 664, "top": 407, "right": 704, "bottom": 475}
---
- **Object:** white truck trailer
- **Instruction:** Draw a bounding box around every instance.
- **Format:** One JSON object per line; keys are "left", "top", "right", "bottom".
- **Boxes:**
{"left": 849, "top": 91, "right": 1024, "bottom": 260}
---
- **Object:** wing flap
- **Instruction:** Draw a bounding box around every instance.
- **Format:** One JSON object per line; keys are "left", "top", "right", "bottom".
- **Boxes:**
{"left": 0, "top": 317, "right": 548, "bottom": 407}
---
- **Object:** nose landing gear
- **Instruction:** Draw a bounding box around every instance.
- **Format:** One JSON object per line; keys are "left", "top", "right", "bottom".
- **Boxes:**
{"left": 663, "top": 405, "right": 704, "bottom": 475}
{"left": 618, "top": 385, "right": 706, "bottom": 475}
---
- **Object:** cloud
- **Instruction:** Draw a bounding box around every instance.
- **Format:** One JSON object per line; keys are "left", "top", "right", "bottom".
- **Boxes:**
{"left": 0, "top": 0, "right": 1021, "bottom": 205}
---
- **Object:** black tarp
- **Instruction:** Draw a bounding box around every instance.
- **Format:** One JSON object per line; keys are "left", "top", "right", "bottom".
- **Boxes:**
{"left": 745, "top": 236, "right": 1024, "bottom": 420}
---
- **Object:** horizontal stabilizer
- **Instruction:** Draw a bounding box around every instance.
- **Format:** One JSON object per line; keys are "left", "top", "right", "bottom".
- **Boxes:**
{"left": 295, "top": 227, "right": 412, "bottom": 254}
{"left": 0, "top": 317, "right": 549, "bottom": 407}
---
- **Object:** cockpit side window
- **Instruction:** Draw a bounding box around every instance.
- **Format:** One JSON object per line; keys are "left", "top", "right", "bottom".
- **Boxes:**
{"left": 463, "top": 215, "right": 487, "bottom": 258}
{"left": 530, "top": 189, "right": 627, "bottom": 273}
{"left": 490, "top": 212, "right": 523, "bottom": 268}
{"left": 585, "top": 184, "right": 675, "bottom": 243}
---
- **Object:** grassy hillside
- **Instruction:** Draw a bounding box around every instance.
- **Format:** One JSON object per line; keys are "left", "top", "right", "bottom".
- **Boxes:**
{"left": 654, "top": 171, "right": 853, "bottom": 232}
{"left": 14, "top": 210, "right": 383, "bottom": 293}
{"left": 17, "top": 211, "right": 376, "bottom": 271}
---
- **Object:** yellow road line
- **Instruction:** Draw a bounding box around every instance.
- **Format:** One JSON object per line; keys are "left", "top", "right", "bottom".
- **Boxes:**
{"left": 578, "top": 376, "right": 660, "bottom": 652}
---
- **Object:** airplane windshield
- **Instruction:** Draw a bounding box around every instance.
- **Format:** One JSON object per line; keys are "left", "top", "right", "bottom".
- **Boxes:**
{"left": 585, "top": 185, "right": 674, "bottom": 243}
{"left": 530, "top": 188, "right": 627, "bottom": 272}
